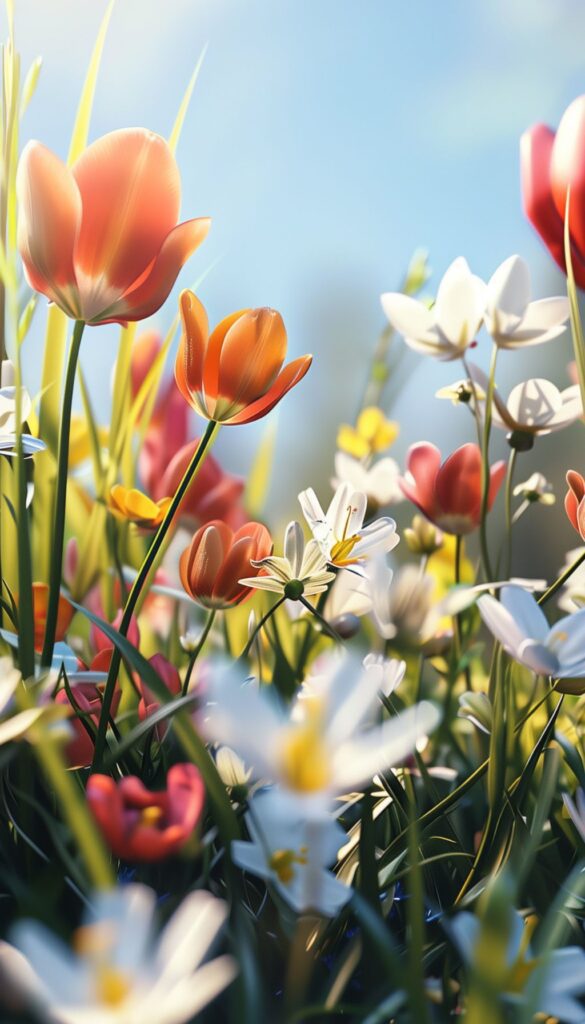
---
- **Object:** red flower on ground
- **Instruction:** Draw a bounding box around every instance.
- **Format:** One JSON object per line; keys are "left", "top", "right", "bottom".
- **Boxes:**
{"left": 86, "top": 764, "right": 205, "bottom": 861}
{"left": 400, "top": 442, "right": 505, "bottom": 535}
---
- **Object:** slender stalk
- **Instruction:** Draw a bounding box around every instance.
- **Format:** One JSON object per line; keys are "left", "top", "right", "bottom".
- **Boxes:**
{"left": 182, "top": 608, "right": 216, "bottom": 695}
{"left": 503, "top": 447, "right": 517, "bottom": 579}
{"left": 240, "top": 595, "right": 286, "bottom": 660}
{"left": 92, "top": 419, "right": 219, "bottom": 769}
{"left": 478, "top": 344, "right": 498, "bottom": 581}
{"left": 538, "top": 547, "right": 585, "bottom": 606}
{"left": 41, "top": 320, "right": 85, "bottom": 666}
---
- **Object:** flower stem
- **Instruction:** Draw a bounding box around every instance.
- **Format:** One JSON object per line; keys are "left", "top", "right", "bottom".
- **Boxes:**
{"left": 182, "top": 608, "right": 217, "bottom": 695}
{"left": 41, "top": 319, "right": 85, "bottom": 667}
{"left": 478, "top": 343, "right": 498, "bottom": 581}
{"left": 239, "top": 596, "right": 286, "bottom": 660}
{"left": 538, "top": 547, "right": 585, "bottom": 606}
{"left": 92, "top": 419, "right": 219, "bottom": 769}
{"left": 504, "top": 446, "right": 518, "bottom": 578}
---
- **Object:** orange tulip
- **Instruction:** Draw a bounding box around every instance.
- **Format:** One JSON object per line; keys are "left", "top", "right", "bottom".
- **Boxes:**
{"left": 175, "top": 290, "right": 312, "bottom": 424}
{"left": 32, "top": 582, "right": 74, "bottom": 651}
{"left": 17, "top": 129, "right": 210, "bottom": 325}
{"left": 180, "top": 520, "right": 272, "bottom": 608}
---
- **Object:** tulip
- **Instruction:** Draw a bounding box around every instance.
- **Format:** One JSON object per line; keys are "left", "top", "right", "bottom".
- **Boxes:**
{"left": 565, "top": 470, "right": 585, "bottom": 540}
{"left": 152, "top": 438, "right": 246, "bottom": 530}
{"left": 180, "top": 520, "right": 272, "bottom": 609}
{"left": 31, "top": 582, "right": 74, "bottom": 651}
{"left": 55, "top": 668, "right": 121, "bottom": 769}
{"left": 175, "top": 290, "right": 312, "bottom": 424}
{"left": 86, "top": 763, "right": 205, "bottom": 861}
{"left": 521, "top": 96, "right": 585, "bottom": 288}
{"left": 400, "top": 442, "right": 506, "bottom": 535}
{"left": 17, "top": 129, "right": 210, "bottom": 324}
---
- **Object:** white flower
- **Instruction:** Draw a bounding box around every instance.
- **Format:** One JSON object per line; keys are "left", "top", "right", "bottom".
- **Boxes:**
{"left": 0, "top": 658, "right": 58, "bottom": 746}
{"left": 0, "top": 884, "right": 237, "bottom": 1024}
{"left": 468, "top": 364, "right": 581, "bottom": 437}
{"left": 478, "top": 585, "right": 585, "bottom": 677}
{"left": 215, "top": 746, "right": 252, "bottom": 790}
{"left": 367, "top": 559, "right": 436, "bottom": 644}
{"left": 232, "top": 790, "right": 351, "bottom": 917}
{"left": 0, "top": 385, "right": 45, "bottom": 457}
{"left": 332, "top": 452, "right": 403, "bottom": 508}
{"left": 239, "top": 520, "right": 335, "bottom": 599}
{"left": 323, "top": 570, "right": 372, "bottom": 622}
{"left": 484, "top": 255, "right": 569, "bottom": 349}
{"left": 380, "top": 257, "right": 486, "bottom": 361}
{"left": 513, "top": 472, "right": 555, "bottom": 505}
{"left": 362, "top": 653, "right": 406, "bottom": 697}
{"left": 298, "top": 482, "right": 399, "bottom": 571}
{"left": 203, "top": 656, "right": 439, "bottom": 807}
{"left": 449, "top": 906, "right": 585, "bottom": 1023}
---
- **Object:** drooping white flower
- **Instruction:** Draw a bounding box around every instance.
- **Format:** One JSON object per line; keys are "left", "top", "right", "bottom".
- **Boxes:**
{"left": 232, "top": 790, "right": 351, "bottom": 917}
{"left": 0, "top": 884, "right": 237, "bottom": 1024}
{"left": 298, "top": 482, "right": 399, "bottom": 571}
{"left": 381, "top": 257, "right": 486, "bottom": 361}
{"left": 362, "top": 653, "right": 406, "bottom": 698}
{"left": 332, "top": 452, "right": 403, "bottom": 509}
{"left": 468, "top": 364, "right": 581, "bottom": 437}
{"left": 239, "top": 520, "right": 335, "bottom": 599}
{"left": 484, "top": 254, "right": 569, "bottom": 349}
{"left": 366, "top": 558, "right": 436, "bottom": 645}
{"left": 478, "top": 585, "right": 585, "bottom": 677}
{"left": 203, "top": 656, "right": 439, "bottom": 808}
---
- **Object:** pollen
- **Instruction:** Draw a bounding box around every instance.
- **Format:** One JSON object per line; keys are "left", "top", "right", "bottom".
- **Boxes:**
{"left": 280, "top": 702, "right": 331, "bottom": 793}
{"left": 96, "top": 965, "right": 132, "bottom": 1007}
{"left": 140, "top": 805, "right": 164, "bottom": 827}
{"left": 330, "top": 534, "right": 361, "bottom": 566}
{"left": 269, "top": 847, "right": 308, "bottom": 884}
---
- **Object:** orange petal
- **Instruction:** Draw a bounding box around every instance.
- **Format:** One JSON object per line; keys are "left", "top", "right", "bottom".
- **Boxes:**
{"left": 226, "top": 355, "right": 312, "bottom": 425}
{"left": 216, "top": 308, "right": 287, "bottom": 412}
{"left": 73, "top": 129, "right": 181, "bottom": 296}
{"left": 202, "top": 308, "right": 250, "bottom": 411}
{"left": 174, "top": 289, "right": 209, "bottom": 410}
{"left": 180, "top": 521, "right": 232, "bottom": 598}
{"left": 102, "top": 217, "right": 211, "bottom": 325}
{"left": 16, "top": 141, "right": 82, "bottom": 317}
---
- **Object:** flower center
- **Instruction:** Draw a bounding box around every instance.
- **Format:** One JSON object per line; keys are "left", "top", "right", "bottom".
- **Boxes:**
{"left": 330, "top": 534, "right": 361, "bottom": 565}
{"left": 269, "top": 846, "right": 308, "bottom": 884}
{"left": 280, "top": 700, "right": 331, "bottom": 793}
{"left": 73, "top": 924, "right": 132, "bottom": 1009}
{"left": 140, "top": 805, "right": 164, "bottom": 827}
{"left": 96, "top": 965, "right": 132, "bottom": 1007}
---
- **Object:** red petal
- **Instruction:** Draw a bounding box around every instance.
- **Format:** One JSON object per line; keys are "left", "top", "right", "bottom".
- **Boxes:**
{"left": 225, "top": 355, "right": 312, "bottom": 425}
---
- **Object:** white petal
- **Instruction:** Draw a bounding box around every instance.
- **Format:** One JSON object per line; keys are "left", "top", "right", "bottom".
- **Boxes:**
{"left": 11, "top": 921, "right": 87, "bottom": 1004}
{"left": 284, "top": 521, "right": 304, "bottom": 577}
{"left": 352, "top": 517, "right": 398, "bottom": 559}
{"left": 434, "top": 257, "right": 486, "bottom": 347}
{"left": 380, "top": 292, "right": 436, "bottom": 341}
{"left": 152, "top": 957, "right": 238, "bottom": 1024}
{"left": 517, "top": 295, "right": 570, "bottom": 333}
{"left": 506, "top": 378, "right": 562, "bottom": 428}
{"left": 156, "top": 890, "right": 229, "bottom": 978}
{"left": 326, "top": 660, "right": 385, "bottom": 746}
{"left": 92, "top": 884, "right": 156, "bottom": 974}
{"left": 500, "top": 586, "right": 549, "bottom": 642}
{"left": 298, "top": 487, "right": 326, "bottom": 532}
{"left": 486, "top": 254, "right": 530, "bottom": 334}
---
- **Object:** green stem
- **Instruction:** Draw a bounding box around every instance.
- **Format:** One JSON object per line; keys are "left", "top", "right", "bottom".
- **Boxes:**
{"left": 538, "top": 547, "right": 585, "bottom": 606}
{"left": 182, "top": 608, "right": 216, "bottom": 696}
{"left": 295, "top": 589, "right": 328, "bottom": 679}
{"left": 92, "top": 419, "right": 219, "bottom": 769}
{"left": 41, "top": 320, "right": 85, "bottom": 667}
{"left": 478, "top": 344, "right": 498, "bottom": 581}
{"left": 240, "top": 595, "right": 286, "bottom": 660}
{"left": 503, "top": 447, "right": 517, "bottom": 579}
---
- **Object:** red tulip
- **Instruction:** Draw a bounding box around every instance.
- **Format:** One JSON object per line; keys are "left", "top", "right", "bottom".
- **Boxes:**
{"left": 55, "top": 666, "right": 121, "bottom": 769}
{"left": 180, "top": 520, "right": 272, "bottom": 608}
{"left": 138, "top": 653, "right": 182, "bottom": 740}
{"left": 521, "top": 96, "right": 585, "bottom": 287}
{"left": 565, "top": 470, "right": 585, "bottom": 540}
{"left": 155, "top": 439, "right": 246, "bottom": 531}
{"left": 17, "top": 129, "right": 210, "bottom": 324}
{"left": 86, "top": 764, "right": 205, "bottom": 862}
{"left": 400, "top": 442, "right": 505, "bottom": 535}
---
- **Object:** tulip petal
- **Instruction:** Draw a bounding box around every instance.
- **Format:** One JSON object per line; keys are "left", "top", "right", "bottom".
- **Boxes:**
{"left": 400, "top": 442, "right": 442, "bottom": 518}
{"left": 551, "top": 96, "right": 585, "bottom": 259}
{"left": 16, "top": 141, "right": 82, "bottom": 317}
{"left": 435, "top": 443, "right": 482, "bottom": 518}
{"left": 521, "top": 124, "right": 567, "bottom": 272}
{"left": 175, "top": 289, "right": 209, "bottom": 409}
{"left": 226, "top": 356, "right": 312, "bottom": 425}
{"left": 217, "top": 308, "right": 287, "bottom": 413}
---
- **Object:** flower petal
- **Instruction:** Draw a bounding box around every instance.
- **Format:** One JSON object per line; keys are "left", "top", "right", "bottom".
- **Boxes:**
{"left": 226, "top": 356, "right": 312, "bottom": 425}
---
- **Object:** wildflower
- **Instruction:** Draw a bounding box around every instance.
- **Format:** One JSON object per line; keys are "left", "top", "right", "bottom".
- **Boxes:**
{"left": 323, "top": 568, "right": 372, "bottom": 622}
{"left": 337, "top": 406, "right": 398, "bottom": 459}
{"left": 367, "top": 559, "right": 436, "bottom": 645}
{"left": 17, "top": 129, "right": 210, "bottom": 324}
{"left": 0, "top": 385, "right": 45, "bottom": 457}
{"left": 0, "top": 884, "right": 236, "bottom": 1023}
{"left": 239, "top": 520, "right": 335, "bottom": 600}
{"left": 565, "top": 470, "right": 585, "bottom": 540}
{"left": 468, "top": 364, "right": 581, "bottom": 442}
{"left": 175, "top": 290, "right": 311, "bottom": 424}
{"left": 381, "top": 257, "right": 486, "bottom": 361}
{"left": 149, "top": 437, "right": 247, "bottom": 531}
{"left": 483, "top": 255, "right": 569, "bottom": 348}
{"left": 55, "top": 666, "right": 122, "bottom": 768}
{"left": 216, "top": 747, "right": 252, "bottom": 793}
{"left": 232, "top": 790, "right": 351, "bottom": 917}
{"left": 203, "top": 656, "right": 439, "bottom": 805}
{"left": 32, "top": 582, "right": 74, "bottom": 651}
{"left": 403, "top": 514, "right": 443, "bottom": 555}
{"left": 108, "top": 484, "right": 171, "bottom": 529}
{"left": 562, "top": 787, "right": 585, "bottom": 844}
{"left": 435, "top": 379, "right": 484, "bottom": 406}
{"left": 87, "top": 764, "right": 204, "bottom": 862}
{"left": 362, "top": 653, "right": 406, "bottom": 697}
{"left": 180, "top": 520, "right": 272, "bottom": 609}
{"left": 513, "top": 472, "right": 555, "bottom": 507}
{"left": 478, "top": 585, "right": 585, "bottom": 677}
{"left": 332, "top": 451, "right": 403, "bottom": 509}
{"left": 521, "top": 95, "right": 585, "bottom": 288}
{"left": 298, "top": 482, "right": 398, "bottom": 569}
{"left": 400, "top": 442, "right": 505, "bottom": 535}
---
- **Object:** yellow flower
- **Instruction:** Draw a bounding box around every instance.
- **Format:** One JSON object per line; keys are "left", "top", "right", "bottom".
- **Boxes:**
{"left": 108, "top": 484, "right": 171, "bottom": 529}
{"left": 337, "top": 406, "right": 398, "bottom": 459}
{"left": 69, "top": 414, "right": 108, "bottom": 468}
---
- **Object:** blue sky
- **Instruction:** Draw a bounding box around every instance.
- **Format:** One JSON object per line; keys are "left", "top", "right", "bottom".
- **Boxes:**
{"left": 11, "top": 0, "right": 585, "bottom": 560}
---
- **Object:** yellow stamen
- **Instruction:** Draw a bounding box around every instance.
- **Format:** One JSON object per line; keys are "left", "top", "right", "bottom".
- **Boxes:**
{"left": 140, "top": 805, "right": 164, "bottom": 826}
{"left": 96, "top": 966, "right": 131, "bottom": 1007}
{"left": 269, "top": 847, "right": 308, "bottom": 884}
{"left": 330, "top": 534, "right": 361, "bottom": 565}
{"left": 280, "top": 699, "right": 331, "bottom": 793}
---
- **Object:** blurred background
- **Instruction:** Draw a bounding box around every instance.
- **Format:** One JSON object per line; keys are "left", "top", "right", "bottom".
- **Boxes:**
{"left": 9, "top": 0, "right": 585, "bottom": 582}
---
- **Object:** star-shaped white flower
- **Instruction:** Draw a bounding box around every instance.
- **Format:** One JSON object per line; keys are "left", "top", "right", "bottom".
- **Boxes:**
{"left": 484, "top": 255, "right": 569, "bottom": 349}
{"left": 239, "top": 520, "right": 335, "bottom": 599}
{"left": 298, "top": 482, "right": 399, "bottom": 570}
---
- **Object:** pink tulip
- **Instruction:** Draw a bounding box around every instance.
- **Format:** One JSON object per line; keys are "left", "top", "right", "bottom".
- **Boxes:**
{"left": 400, "top": 442, "right": 505, "bottom": 535}
{"left": 17, "top": 128, "right": 210, "bottom": 324}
